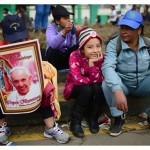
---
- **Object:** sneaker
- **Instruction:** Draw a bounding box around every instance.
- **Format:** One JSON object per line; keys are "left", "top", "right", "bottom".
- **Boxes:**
{"left": 44, "top": 122, "right": 70, "bottom": 144}
{"left": 0, "top": 141, "right": 16, "bottom": 146}
{"left": 109, "top": 114, "right": 125, "bottom": 137}
{"left": 0, "top": 122, "right": 11, "bottom": 145}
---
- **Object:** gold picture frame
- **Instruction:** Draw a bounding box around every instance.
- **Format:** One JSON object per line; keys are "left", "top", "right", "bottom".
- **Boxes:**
{"left": 0, "top": 39, "right": 44, "bottom": 114}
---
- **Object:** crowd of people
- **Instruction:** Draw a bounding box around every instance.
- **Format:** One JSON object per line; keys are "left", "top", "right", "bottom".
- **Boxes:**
{"left": 0, "top": 4, "right": 150, "bottom": 146}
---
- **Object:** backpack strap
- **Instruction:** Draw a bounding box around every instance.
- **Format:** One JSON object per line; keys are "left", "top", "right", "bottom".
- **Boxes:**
{"left": 116, "top": 36, "right": 122, "bottom": 57}
{"left": 143, "top": 36, "right": 150, "bottom": 48}
{"left": 116, "top": 36, "right": 150, "bottom": 56}
{"left": 142, "top": 36, "right": 150, "bottom": 55}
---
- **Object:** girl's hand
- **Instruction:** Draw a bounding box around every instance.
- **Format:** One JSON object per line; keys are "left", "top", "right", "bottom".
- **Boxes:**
{"left": 61, "top": 21, "right": 73, "bottom": 36}
{"left": 97, "top": 51, "right": 103, "bottom": 60}
{"left": 89, "top": 52, "right": 103, "bottom": 67}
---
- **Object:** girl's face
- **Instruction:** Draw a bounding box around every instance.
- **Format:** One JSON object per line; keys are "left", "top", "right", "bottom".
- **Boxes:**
{"left": 56, "top": 16, "right": 71, "bottom": 28}
{"left": 82, "top": 38, "right": 102, "bottom": 59}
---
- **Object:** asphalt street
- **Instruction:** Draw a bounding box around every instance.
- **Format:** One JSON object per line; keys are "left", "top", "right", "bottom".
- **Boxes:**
{"left": 5, "top": 116, "right": 150, "bottom": 146}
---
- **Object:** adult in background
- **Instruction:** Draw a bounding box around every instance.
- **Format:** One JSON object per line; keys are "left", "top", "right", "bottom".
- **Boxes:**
{"left": 107, "top": 5, "right": 118, "bottom": 25}
{"left": 102, "top": 10, "right": 150, "bottom": 137}
{"left": 142, "top": 5, "right": 150, "bottom": 22}
{"left": 46, "top": 5, "right": 80, "bottom": 70}
{"left": 34, "top": 4, "right": 51, "bottom": 33}
{"left": 16, "top": 5, "right": 32, "bottom": 31}
{"left": 3, "top": 8, "right": 12, "bottom": 17}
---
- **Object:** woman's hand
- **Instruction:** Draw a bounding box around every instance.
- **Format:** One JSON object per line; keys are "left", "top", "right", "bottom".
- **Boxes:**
{"left": 114, "top": 89, "right": 128, "bottom": 112}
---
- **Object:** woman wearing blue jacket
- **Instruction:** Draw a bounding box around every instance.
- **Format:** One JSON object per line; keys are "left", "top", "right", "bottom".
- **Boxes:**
{"left": 102, "top": 10, "right": 150, "bottom": 137}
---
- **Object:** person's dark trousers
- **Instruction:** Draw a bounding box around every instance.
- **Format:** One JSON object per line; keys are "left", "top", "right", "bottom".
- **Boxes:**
{"left": 70, "top": 83, "right": 106, "bottom": 137}
{"left": 46, "top": 45, "right": 79, "bottom": 70}
{"left": 0, "top": 109, "right": 5, "bottom": 119}
{"left": 70, "top": 84, "right": 93, "bottom": 138}
{"left": 40, "top": 49, "right": 47, "bottom": 61}
{"left": 145, "top": 107, "right": 150, "bottom": 124}
{"left": 39, "top": 107, "right": 54, "bottom": 120}
{"left": 88, "top": 83, "right": 106, "bottom": 133}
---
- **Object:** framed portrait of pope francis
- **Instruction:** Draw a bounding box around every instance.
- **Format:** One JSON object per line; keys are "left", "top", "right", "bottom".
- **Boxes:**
{"left": 0, "top": 39, "right": 44, "bottom": 114}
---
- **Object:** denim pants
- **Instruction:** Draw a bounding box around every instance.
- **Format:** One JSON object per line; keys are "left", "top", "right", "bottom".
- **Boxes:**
{"left": 34, "top": 5, "right": 51, "bottom": 30}
{"left": 102, "top": 75, "right": 150, "bottom": 117}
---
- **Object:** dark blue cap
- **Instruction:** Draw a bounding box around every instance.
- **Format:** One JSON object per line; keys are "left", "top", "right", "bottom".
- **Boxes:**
{"left": 1, "top": 15, "right": 28, "bottom": 43}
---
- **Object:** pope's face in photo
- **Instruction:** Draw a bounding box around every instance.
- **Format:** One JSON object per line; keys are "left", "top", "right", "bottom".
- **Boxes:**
{"left": 10, "top": 69, "right": 32, "bottom": 95}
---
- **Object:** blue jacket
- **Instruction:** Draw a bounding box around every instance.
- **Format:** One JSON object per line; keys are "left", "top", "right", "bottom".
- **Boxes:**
{"left": 102, "top": 35, "right": 150, "bottom": 92}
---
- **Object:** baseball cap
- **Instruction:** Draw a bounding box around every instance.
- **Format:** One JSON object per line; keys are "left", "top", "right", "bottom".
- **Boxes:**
{"left": 1, "top": 15, "right": 28, "bottom": 43}
{"left": 78, "top": 27, "right": 102, "bottom": 50}
{"left": 118, "top": 10, "right": 144, "bottom": 29}
{"left": 52, "top": 5, "right": 74, "bottom": 19}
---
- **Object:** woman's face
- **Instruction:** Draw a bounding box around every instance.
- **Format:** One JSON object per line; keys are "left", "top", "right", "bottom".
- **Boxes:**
{"left": 119, "top": 25, "right": 142, "bottom": 43}
{"left": 56, "top": 16, "right": 71, "bottom": 28}
{"left": 82, "top": 38, "right": 102, "bottom": 59}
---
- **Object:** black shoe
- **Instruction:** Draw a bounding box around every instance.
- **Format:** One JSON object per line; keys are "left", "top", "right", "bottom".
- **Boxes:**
{"left": 89, "top": 119, "right": 99, "bottom": 134}
{"left": 110, "top": 114, "right": 125, "bottom": 137}
{"left": 70, "top": 122, "right": 84, "bottom": 138}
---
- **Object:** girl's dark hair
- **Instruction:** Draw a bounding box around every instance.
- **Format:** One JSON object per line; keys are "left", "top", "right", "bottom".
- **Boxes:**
{"left": 49, "top": 5, "right": 56, "bottom": 16}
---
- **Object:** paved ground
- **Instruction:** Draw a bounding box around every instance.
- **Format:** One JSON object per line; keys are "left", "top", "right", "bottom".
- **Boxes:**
{"left": 6, "top": 116, "right": 150, "bottom": 146}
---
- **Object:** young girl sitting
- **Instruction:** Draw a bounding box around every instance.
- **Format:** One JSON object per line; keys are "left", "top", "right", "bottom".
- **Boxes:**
{"left": 63, "top": 27, "right": 106, "bottom": 138}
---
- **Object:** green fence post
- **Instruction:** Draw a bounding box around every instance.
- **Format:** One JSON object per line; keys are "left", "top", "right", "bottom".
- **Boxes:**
{"left": 90, "top": 4, "right": 99, "bottom": 25}
{"left": 10, "top": 5, "right": 16, "bottom": 14}
{"left": 77, "top": 4, "right": 82, "bottom": 25}
{"left": 100, "top": 15, "right": 108, "bottom": 25}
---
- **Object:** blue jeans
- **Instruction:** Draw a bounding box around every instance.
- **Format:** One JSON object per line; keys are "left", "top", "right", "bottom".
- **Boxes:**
{"left": 102, "top": 75, "right": 150, "bottom": 117}
{"left": 34, "top": 4, "right": 51, "bottom": 30}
